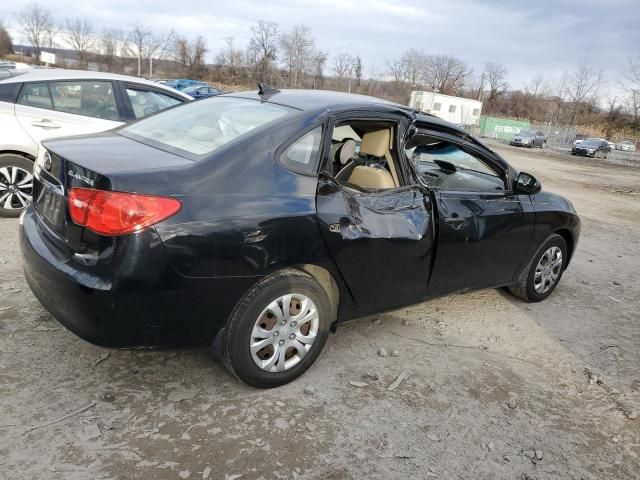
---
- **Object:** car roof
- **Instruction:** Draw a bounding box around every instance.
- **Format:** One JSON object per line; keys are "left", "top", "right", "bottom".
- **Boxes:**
{"left": 225, "top": 88, "right": 468, "bottom": 135}
{"left": 0, "top": 69, "right": 191, "bottom": 98}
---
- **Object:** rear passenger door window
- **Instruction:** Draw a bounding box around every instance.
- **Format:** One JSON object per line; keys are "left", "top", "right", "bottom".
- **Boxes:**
{"left": 49, "top": 81, "right": 119, "bottom": 121}
{"left": 126, "top": 88, "right": 182, "bottom": 119}
{"left": 18, "top": 83, "right": 53, "bottom": 109}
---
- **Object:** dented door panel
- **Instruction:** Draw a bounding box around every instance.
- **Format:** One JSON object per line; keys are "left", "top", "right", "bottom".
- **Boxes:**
{"left": 316, "top": 176, "right": 434, "bottom": 316}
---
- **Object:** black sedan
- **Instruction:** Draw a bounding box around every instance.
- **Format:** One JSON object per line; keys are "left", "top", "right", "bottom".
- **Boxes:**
{"left": 572, "top": 138, "right": 611, "bottom": 158}
{"left": 20, "top": 86, "right": 580, "bottom": 388}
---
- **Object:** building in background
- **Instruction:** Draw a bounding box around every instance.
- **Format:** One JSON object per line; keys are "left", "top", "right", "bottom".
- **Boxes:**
{"left": 409, "top": 91, "right": 482, "bottom": 128}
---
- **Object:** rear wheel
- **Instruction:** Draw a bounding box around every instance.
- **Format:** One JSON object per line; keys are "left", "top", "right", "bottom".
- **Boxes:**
{"left": 221, "top": 269, "right": 332, "bottom": 388}
{"left": 508, "top": 234, "right": 567, "bottom": 302}
{"left": 0, "top": 154, "right": 34, "bottom": 218}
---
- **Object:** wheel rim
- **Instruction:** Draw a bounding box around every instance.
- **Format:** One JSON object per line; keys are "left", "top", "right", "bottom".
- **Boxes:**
{"left": 0, "top": 166, "right": 33, "bottom": 211}
{"left": 250, "top": 293, "right": 319, "bottom": 373}
{"left": 533, "top": 246, "right": 563, "bottom": 294}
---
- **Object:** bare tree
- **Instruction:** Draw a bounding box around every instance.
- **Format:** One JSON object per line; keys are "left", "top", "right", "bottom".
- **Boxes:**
{"left": 125, "top": 23, "right": 174, "bottom": 77}
{"left": 174, "top": 35, "right": 208, "bottom": 79}
{"left": 622, "top": 55, "right": 640, "bottom": 125}
{"left": 15, "top": 2, "right": 53, "bottom": 61}
{"left": 484, "top": 62, "right": 508, "bottom": 103}
{"left": 565, "top": 63, "right": 604, "bottom": 124}
{"left": 333, "top": 53, "right": 354, "bottom": 91}
{"left": 247, "top": 21, "right": 278, "bottom": 83}
{"left": 311, "top": 51, "right": 327, "bottom": 89}
{"left": 353, "top": 56, "right": 363, "bottom": 89}
{"left": 63, "top": 18, "right": 94, "bottom": 68}
{"left": 216, "top": 37, "right": 244, "bottom": 83}
{"left": 400, "top": 48, "right": 426, "bottom": 86}
{"left": 385, "top": 58, "right": 406, "bottom": 87}
{"left": 125, "top": 23, "right": 151, "bottom": 76}
{"left": 279, "top": 24, "right": 315, "bottom": 88}
{"left": 421, "top": 54, "right": 472, "bottom": 95}
{"left": 100, "top": 28, "right": 123, "bottom": 73}
{"left": 0, "top": 21, "right": 13, "bottom": 56}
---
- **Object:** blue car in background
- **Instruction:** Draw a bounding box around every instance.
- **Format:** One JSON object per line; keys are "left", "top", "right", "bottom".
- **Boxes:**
{"left": 182, "top": 85, "right": 224, "bottom": 99}
{"left": 164, "top": 79, "right": 207, "bottom": 91}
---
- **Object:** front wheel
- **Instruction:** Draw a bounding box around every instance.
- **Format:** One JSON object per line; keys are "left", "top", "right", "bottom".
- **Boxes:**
{"left": 508, "top": 234, "right": 568, "bottom": 302}
{"left": 221, "top": 269, "right": 332, "bottom": 388}
{"left": 0, "top": 154, "right": 34, "bottom": 218}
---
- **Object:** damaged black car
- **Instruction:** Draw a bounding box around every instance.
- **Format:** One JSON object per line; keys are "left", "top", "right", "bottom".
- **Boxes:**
{"left": 20, "top": 86, "right": 580, "bottom": 388}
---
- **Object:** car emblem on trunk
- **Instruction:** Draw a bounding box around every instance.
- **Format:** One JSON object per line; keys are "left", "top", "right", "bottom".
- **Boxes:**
{"left": 43, "top": 151, "right": 52, "bottom": 171}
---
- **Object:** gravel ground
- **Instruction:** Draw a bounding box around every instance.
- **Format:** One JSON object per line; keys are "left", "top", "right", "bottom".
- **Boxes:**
{"left": 1, "top": 145, "right": 639, "bottom": 480}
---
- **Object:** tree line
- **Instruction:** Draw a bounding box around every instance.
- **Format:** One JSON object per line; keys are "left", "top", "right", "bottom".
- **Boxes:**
{"left": 3, "top": 2, "right": 640, "bottom": 137}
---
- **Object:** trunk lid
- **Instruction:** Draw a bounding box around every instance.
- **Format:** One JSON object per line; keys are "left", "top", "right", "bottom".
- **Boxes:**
{"left": 33, "top": 132, "right": 193, "bottom": 253}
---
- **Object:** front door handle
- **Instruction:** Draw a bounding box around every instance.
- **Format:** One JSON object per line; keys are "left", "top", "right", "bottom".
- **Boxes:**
{"left": 444, "top": 217, "right": 466, "bottom": 224}
{"left": 31, "top": 119, "right": 61, "bottom": 129}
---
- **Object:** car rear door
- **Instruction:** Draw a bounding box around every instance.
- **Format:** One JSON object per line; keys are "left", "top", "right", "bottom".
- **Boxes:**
{"left": 316, "top": 116, "right": 435, "bottom": 316}
{"left": 14, "top": 80, "right": 123, "bottom": 146}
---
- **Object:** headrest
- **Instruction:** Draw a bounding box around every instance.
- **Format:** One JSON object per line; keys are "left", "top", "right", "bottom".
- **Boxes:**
{"left": 339, "top": 139, "right": 357, "bottom": 165}
{"left": 360, "top": 129, "right": 391, "bottom": 157}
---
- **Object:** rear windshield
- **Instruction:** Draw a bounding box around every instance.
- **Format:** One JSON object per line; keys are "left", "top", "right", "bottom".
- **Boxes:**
{"left": 118, "top": 96, "right": 295, "bottom": 158}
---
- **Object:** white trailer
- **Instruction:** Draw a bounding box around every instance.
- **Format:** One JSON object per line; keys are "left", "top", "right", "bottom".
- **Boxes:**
{"left": 409, "top": 91, "right": 482, "bottom": 127}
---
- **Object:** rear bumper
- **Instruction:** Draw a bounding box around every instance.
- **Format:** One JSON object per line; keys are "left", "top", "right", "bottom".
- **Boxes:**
{"left": 20, "top": 206, "right": 257, "bottom": 347}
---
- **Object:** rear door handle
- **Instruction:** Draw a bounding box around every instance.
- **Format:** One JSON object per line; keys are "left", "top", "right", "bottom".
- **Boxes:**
{"left": 444, "top": 217, "right": 465, "bottom": 224}
{"left": 31, "top": 119, "right": 61, "bottom": 129}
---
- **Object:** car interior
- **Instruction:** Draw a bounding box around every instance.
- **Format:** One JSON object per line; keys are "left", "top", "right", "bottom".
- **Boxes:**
{"left": 405, "top": 134, "right": 506, "bottom": 191}
{"left": 331, "top": 121, "right": 402, "bottom": 191}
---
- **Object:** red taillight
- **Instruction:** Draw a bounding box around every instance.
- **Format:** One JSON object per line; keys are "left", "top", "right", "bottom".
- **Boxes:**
{"left": 68, "top": 188, "right": 182, "bottom": 236}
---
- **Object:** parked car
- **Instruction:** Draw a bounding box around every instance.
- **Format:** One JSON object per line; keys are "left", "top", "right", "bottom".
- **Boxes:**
{"left": 182, "top": 85, "right": 224, "bottom": 99}
{"left": 571, "top": 138, "right": 612, "bottom": 158}
{"left": 0, "top": 69, "right": 192, "bottom": 217}
{"left": 20, "top": 86, "right": 580, "bottom": 388}
{"left": 165, "top": 79, "right": 207, "bottom": 91}
{"left": 616, "top": 140, "right": 636, "bottom": 152}
{"left": 509, "top": 130, "right": 547, "bottom": 148}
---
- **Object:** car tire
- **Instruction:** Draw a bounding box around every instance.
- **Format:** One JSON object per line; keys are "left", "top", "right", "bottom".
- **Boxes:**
{"left": 0, "top": 154, "right": 34, "bottom": 218}
{"left": 528, "top": 142, "right": 534, "bottom": 149}
{"left": 221, "top": 269, "right": 332, "bottom": 388}
{"left": 508, "top": 234, "right": 568, "bottom": 303}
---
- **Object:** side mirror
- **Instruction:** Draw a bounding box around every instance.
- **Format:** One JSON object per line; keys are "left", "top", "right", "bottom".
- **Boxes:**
{"left": 515, "top": 172, "right": 541, "bottom": 194}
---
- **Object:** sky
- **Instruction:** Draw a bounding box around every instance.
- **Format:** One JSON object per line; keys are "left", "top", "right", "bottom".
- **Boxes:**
{"left": 2, "top": 0, "right": 639, "bottom": 95}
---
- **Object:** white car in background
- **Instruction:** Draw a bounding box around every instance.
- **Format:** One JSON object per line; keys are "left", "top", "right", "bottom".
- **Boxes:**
{"left": 616, "top": 140, "right": 637, "bottom": 152}
{"left": 0, "top": 69, "right": 192, "bottom": 217}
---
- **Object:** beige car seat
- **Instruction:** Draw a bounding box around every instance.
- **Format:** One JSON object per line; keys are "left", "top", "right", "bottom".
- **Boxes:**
{"left": 347, "top": 129, "right": 399, "bottom": 189}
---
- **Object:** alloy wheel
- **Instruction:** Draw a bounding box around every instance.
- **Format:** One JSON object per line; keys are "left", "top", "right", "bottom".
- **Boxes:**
{"left": 250, "top": 293, "right": 319, "bottom": 373}
{"left": 0, "top": 166, "right": 33, "bottom": 211}
{"left": 533, "top": 246, "right": 563, "bottom": 294}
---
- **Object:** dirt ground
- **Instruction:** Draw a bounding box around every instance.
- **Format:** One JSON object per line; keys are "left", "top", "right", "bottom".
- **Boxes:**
{"left": 1, "top": 145, "right": 639, "bottom": 480}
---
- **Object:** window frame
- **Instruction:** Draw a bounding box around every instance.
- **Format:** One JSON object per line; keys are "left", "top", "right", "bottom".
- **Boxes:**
{"left": 275, "top": 123, "right": 326, "bottom": 176}
{"left": 405, "top": 129, "right": 511, "bottom": 193}
{"left": 321, "top": 112, "right": 411, "bottom": 192}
